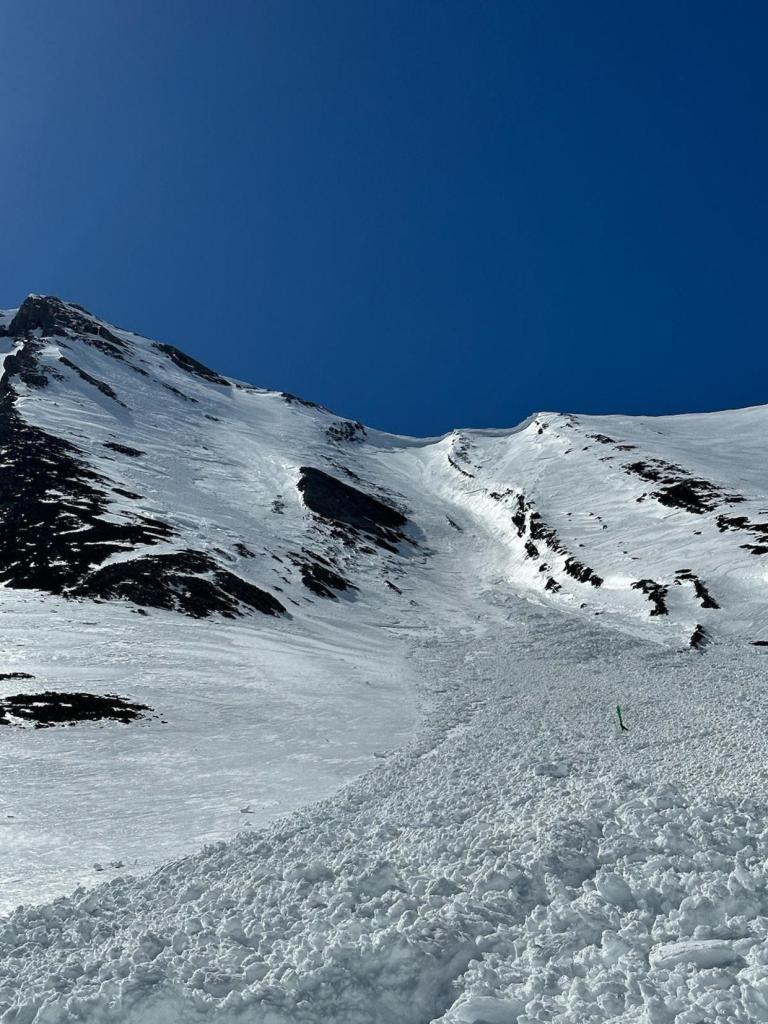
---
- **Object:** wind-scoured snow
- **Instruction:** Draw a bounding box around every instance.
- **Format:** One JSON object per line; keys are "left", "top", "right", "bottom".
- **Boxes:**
{"left": 1, "top": 296, "right": 768, "bottom": 1022}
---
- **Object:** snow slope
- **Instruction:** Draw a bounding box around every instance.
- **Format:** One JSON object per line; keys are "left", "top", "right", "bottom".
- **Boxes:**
{"left": 1, "top": 296, "right": 768, "bottom": 1022}
{"left": 0, "top": 594, "right": 415, "bottom": 909}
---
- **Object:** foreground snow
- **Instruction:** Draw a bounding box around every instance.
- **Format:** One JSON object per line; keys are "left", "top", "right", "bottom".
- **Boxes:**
{"left": 0, "top": 593, "right": 415, "bottom": 910}
{"left": 4, "top": 589, "right": 768, "bottom": 1022}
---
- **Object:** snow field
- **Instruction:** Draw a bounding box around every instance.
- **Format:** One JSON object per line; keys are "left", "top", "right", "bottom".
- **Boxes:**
{"left": 0, "top": 593, "right": 416, "bottom": 911}
{"left": 4, "top": 597, "right": 768, "bottom": 1022}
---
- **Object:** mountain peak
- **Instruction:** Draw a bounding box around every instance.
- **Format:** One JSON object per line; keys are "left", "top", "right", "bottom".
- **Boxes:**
{"left": 0, "top": 292, "right": 766, "bottom": 649}
{"left": 7, "top": 294, "right": 122, "bottom": 347}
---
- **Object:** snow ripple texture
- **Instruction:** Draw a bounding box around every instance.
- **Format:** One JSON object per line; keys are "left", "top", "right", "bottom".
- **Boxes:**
{"left": 4, "top": 607, "right": 768, "bottom": 1024}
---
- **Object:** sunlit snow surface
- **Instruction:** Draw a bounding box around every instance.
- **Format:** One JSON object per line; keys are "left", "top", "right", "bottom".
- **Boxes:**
{"left": 0, "top": 595, "right": 414, "bottom": 910}
{"left": 2, "top": 301, "right": 768, "bottom": 1021}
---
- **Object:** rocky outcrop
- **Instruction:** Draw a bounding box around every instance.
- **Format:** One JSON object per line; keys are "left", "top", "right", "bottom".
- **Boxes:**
{"left": 74, "top": 550, "right": 286, "bottom": 618}
{"left": 154, "top": 343, "right": 231, "bottom": 387}
{"left": 625, "top": 459, "right": 744, "bottom": 514}
{"left": 288, "top": 550, "right": 356, "bottom": 599}
{"left": 298, "top": 467, "right": 408, "bottom": 551}
{"left": 7, "top": 295, "right": 128, "bottom": 358}
{"left": 0, "top": 324, "right": 282, "bottom": 620}
{"left": 326, "top": 420, "right": 367, "bottom": 443}
{"left": 0, "top": 691, "right": 152, "bottom": 728}
{"left": 631, "top": 579, "right": 668, "bottom": 616}
{"left": 0, "top": 399, "right": 173, "bottom": 594}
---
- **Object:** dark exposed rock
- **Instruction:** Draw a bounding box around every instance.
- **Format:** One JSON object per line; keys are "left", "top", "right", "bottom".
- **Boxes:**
{"left": 624, "top": 459, "right": 744, "bottom": 514}
{"left": 655, "top": 481, "right": 724, "bottom": 514}
{"left": 2, "top": 340, "right": 51, "bottom": 389}
{"left": 717, "top": 514, "right": 768, "bottom": 554}
{"left": 74, "top": 550, "right": 285, "bottom": 618}
{"left": 632, "top": 579, "right": 668, "bottom": 616}
{"left": 625, "top": 459, "right": 685, "bottom": 483}
{"left": 545, "top": 577, "right": 561, "bottom": 592}
{"left": 281, "top": 392, "right": 331, "bottom": 413}
{"left": 717, "top": 515, "right": 751, "bottom": 531}
{"left": 288, "top": 550, "right": 355, "bottom": 599}
{"left": 511, "top": 495, "right": 527, "bottom": 537}
{"left": 0, "top": 351, "right": 282, "bottom": 620}
{"left": 0, "top": 400, "right": 173, "bottom": 594}
{"left": 0, "top": 672, "right": 34, "bottom": 680}
{"left": 587, "top": 432, "right": 635, "bottom": 451}
{"left": 528, "top": 512, "right": 566, "bottom": 554}
{"left": 234, "top": 542, "right": 256, "bottom": 559}
{"left": 0, "top": 297, "right": 411, "bottom": 622}
{"left": 446, "top": 517, "right": 463, "bottom": 532}
{"left": 0, "top": 691, "right": 150, "bottom": 728}
{"left": 564, "top": 558, "right": 603, "bottom": 587}
{"left": 298, "top": 467, "right": 408, "bottom": 550}
{"left": 502, "top": 490, "right": 604, "bottom": 587}
{"left": 104, "top": 442, "right": 144, "bottom": 458}
{"left": 448, "top": 435, "right": 477, "bottom": 477}
{"left": 154, "top": 343, "right": 230, "bottom": 386}
{"left": 59, "top": 356, "right": 124, "bottom": 405}
{"left": 675, "top": 570, "right": 719, "bottom": 609}
{"left": 447, "top": 454, "right": 474, "bottom": 478}
{"left": 327, "top": 420, "right": 367, "bottom": 443}
{"left": 7, "top": 296, "right": 128, "bottom": 360}
{"left": 161, "top": 382, "right": 197, "bottom": 402}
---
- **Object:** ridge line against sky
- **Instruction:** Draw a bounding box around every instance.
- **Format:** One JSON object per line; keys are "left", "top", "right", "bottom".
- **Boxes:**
{"left": 1, "top": 1, "right": 766, "bottom": 436}
{"left": 4, "top": 294, "right": 767, "bottom": 440}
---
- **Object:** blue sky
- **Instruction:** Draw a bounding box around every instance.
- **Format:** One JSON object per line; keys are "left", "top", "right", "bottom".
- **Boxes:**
{"left": 1, "top": 2, "right": 766, "bottom": 435}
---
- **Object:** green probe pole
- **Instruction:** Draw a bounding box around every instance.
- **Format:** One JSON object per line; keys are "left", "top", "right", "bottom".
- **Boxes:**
{"left": 616, "top": 705, "right": 629, "bottom": 732}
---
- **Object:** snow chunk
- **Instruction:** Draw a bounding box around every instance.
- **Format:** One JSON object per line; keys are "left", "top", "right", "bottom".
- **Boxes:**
{"left": 445, "top": 995, "right": 524, "bottom": 1023}
{"left": 594, "top": 870, "right": 633, "bottom": 907}
{"left": 649, "top": 938, "right": 744, "bottom": 971}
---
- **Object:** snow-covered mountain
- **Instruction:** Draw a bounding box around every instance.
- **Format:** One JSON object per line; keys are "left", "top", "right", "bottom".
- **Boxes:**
{"left": 1, "top": 294, "right": 765, "bottom": 645}
{"left": 2, "top": 295, "right": 768, "bottom": 1024}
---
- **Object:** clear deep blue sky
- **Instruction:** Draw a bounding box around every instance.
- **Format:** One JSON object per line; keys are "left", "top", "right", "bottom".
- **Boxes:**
{"left": 2, "top": 3, "right": 766, "bottom": 435}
